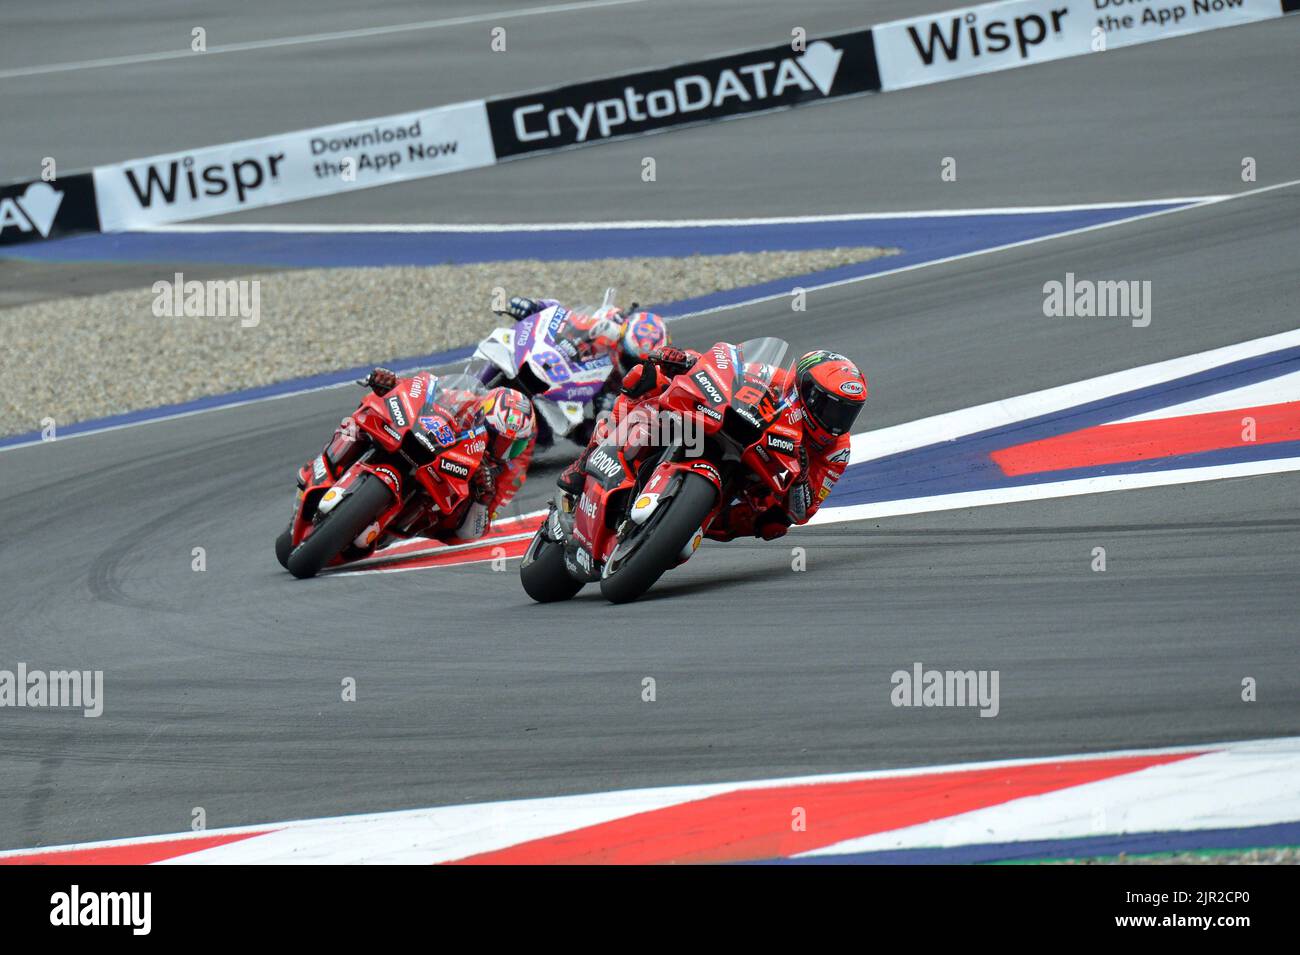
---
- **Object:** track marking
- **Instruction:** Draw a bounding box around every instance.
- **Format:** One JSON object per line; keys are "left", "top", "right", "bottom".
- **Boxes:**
{"left": 1117, "top": 370, "right": 1300, "bottom": 422}
{"left": 809, "top": 326, "right": 1300, "bottom": 524}
{"left": 3, "top": 738, "right": 1294, "bottom": 865}
{"left": 136, "top": 197, "right": 1224, "bottom": 232}
{"left": 801, "top": 738, "right": 1300, "bottom": 860}
{"left": 813, "top": 457, "right": 1300, "bottom": 526}
{"left": 990, "top": 402, "right": 1300, "bottom": 475}
{"left": 0, "top": 0, "right": 650, "bottom": 80}
{"left": 847, "top": 326, "right": 1300, "bottom": 462}
{"left": 452, "top": 752, "right": 1198, "bottom": 864}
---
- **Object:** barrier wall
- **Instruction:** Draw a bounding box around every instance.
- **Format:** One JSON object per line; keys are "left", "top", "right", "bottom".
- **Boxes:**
{"left": 1, "top": 0, "right": 1293, "bottom": 245}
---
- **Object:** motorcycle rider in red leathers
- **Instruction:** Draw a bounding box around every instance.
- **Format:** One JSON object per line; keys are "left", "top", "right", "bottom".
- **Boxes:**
{"left": 556, "top": 347, "right": 866, "bottom": 541}
{"left": 362, "top": 367, "right": 536, "bottom": 543}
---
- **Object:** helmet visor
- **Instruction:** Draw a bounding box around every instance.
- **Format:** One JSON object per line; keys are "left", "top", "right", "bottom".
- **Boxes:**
{"left": 804, "top": 387, "right": 861, "bottom": 436}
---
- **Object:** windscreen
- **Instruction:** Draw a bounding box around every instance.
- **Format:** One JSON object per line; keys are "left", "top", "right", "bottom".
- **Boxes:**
{"left": 734, "top": 337, "right": 789, "bottom": 393}
{"left": 421, "top": 373, "right": 486, "bottom": 430}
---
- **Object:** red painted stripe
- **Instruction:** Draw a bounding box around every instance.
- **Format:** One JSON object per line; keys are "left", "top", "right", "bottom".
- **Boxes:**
{"left": 331, "top": 514, "right": 544, "bottom": 573}
{"left": 361, "top": 514, "right": 544, "bottom": 561}
{"left": 449, "top": 752, "right": 1201, "bottom": 865}
{"left": 352, "top": 535, "right": 532, "bottom": 573}
{"left": 991, "top": 401, "right": 1300, "bottom": 477}
{"left": 0, "top": 830, "right": 273, "bottom": 865}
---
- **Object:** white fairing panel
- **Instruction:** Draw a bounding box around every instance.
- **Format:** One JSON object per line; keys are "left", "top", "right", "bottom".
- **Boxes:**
{"left": 473, "top": 327, "right": 518, "bottom": 377}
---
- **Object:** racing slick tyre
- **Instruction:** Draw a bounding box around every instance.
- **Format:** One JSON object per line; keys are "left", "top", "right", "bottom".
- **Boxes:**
{"left": 599, "top": 472, "right": 717, "bottom": 604}
{"left": 520, "top": 527, "right": 584, "bottom": 603}
{"left": 275, "top": 524, "right": 293, "bottom": 569}
{"left": 286, "top": 474, "right": 392, "bottom": 579}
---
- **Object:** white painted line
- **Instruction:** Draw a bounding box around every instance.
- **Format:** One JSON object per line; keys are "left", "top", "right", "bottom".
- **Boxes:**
{"left": 133, "top": 197, "right": 1225, "bottom": 233}
{"left": 674, "top": 178, "right": 1300, "bottom": 321}
{"left": 1115, "top": 371, "right": 1300, "bottom": 423}
{"left": 0, "top": 0, "right": 650, "bottom": 80}
{"left": 812, "top": 457, "right": 1300, "bottom": 527}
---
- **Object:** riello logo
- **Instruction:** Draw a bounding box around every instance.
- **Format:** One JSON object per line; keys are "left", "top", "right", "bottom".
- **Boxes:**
{"left": 123, "top": 151, "right": 287, "bottom": 208}
{"left": 510, "top": 41, "right": 844, "bottom": 144}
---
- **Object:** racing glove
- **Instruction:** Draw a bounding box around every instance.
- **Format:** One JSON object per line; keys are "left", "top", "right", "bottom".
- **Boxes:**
{"left": 472, "top": 461, "right": 500, "bottom": 505}
{"left": 366, "top": 367, "right": 397, "bottom": 395}
{"left": 506, "top": 296, "right": 540, "bottom": 321}
{"left": 650, "top": 346, "right": 693, "bottom": 376}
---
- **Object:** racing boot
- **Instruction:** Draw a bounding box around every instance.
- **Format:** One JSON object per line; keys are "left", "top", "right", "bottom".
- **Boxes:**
{"left": 556, "top": 449, "right": 589, "bottom": 499}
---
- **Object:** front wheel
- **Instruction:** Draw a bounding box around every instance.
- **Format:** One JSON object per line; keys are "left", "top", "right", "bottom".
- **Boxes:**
{"left": 286, "top": 475, "right": 392, "bottom": 579}
{"left": 520, "top": 524, "right": 584, "bottom": 603}
{"left": 599, "top": 472, "right": 717, "bottom": 604}
{"left": 274, "top": 523, "right": 293, "bottom": 569}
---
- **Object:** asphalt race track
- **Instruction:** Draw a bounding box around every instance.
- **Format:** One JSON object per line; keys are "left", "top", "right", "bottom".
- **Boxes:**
{"left": 1, "top": 2, "right": 1298, "bottom": 850}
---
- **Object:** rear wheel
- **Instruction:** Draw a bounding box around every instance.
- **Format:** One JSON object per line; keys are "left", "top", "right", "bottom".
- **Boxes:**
{"left": 286, "top": 475, "right": 392, "bottom": 579}
{"left": 520, "top": 522, "right": 584, "bottom": 603}
{"left": 599, "top": 472, "right": 716, "bottom": 604}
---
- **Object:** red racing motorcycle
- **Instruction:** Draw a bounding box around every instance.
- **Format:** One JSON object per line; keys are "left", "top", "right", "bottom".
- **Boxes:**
{"left": 520, "top": 337, "right": 802, "bottom": 603}
{"left": 276, "top": 370, "right": 488, "bottom": 578}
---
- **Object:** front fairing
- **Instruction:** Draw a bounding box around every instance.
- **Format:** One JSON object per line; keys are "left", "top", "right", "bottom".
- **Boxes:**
{"left": 474, "top": 326, "right": 518, "bottom": 377}
{"left": 517, "top": 305, "right": 616, "bottom": 403}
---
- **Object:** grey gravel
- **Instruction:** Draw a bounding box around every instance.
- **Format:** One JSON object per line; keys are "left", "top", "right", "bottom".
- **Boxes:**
{"left": 0, "top": 247, "right": 895, "bottom": 437}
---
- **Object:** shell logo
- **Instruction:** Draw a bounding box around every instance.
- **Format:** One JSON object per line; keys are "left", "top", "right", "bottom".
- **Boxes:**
{"left": 635, "top": 495, "right": 652, "bottom": 509}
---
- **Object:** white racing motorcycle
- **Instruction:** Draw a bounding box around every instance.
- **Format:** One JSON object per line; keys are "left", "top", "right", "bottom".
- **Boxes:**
{"left": 471, "top": 288, "right": 624, "bottom": 447}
